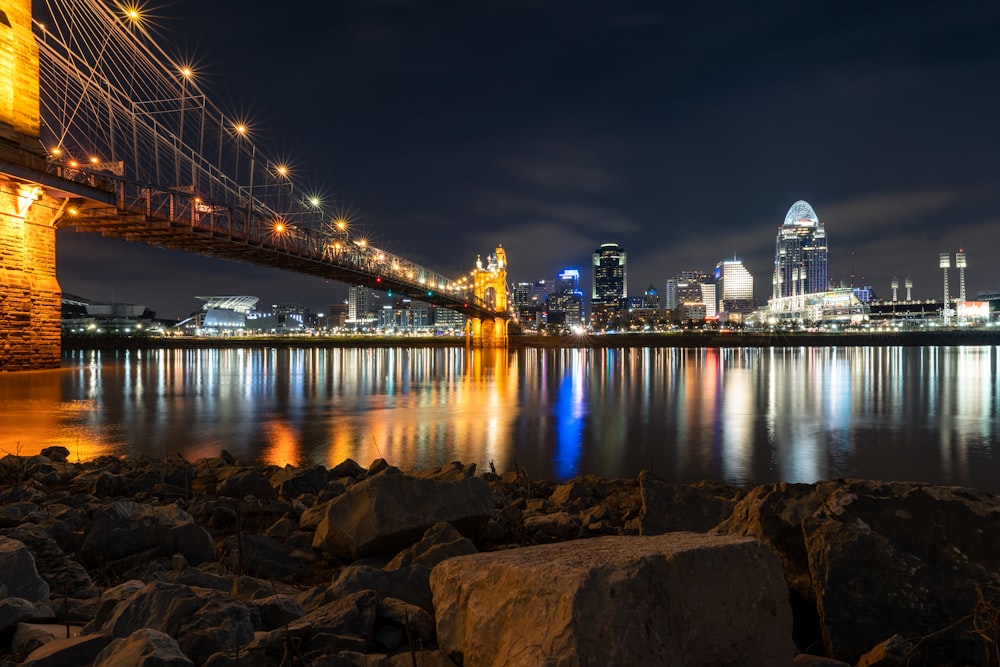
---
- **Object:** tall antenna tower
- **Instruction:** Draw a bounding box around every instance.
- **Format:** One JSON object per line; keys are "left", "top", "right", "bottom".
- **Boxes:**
{"left": 940, "top": 253, "right": 951, "bottom": 324}
{"left": 891, "top": 277, "right": 899, "bottom": 302}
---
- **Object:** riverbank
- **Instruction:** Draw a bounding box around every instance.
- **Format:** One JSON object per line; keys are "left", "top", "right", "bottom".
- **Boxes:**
{"left": 62, "top": 327, "right": 1000, "bottom": 351}
{"left": 2, "top": 451, "right": 997, "bottom": 665}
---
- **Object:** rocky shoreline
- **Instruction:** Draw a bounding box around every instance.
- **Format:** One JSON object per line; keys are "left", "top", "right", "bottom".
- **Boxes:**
{"left": 1, "top": 449, "right": 998, "bottom": 666}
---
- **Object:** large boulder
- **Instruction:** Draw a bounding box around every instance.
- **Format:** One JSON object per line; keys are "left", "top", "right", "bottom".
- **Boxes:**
{"left": 803, "top": 482, "right": 1000, "bottom": 664}
{"left": 269, "top": 464, "right": 326, "bottom": 499}
{"left": 219, "top": 533, "right": 302, "bottom": 580}
{"left": 21, "top": 633, "right": 113, "bottom": 667}
{"left": 298, "top": 565, "right": 435, "bottom": 615}
{"left": 245, "top": 590, "right": 377, "bottom": 662}
{"left": 0, "top": 537, "right": 49, "bottom": 602}
{"left": 98, "top": 580, "right": 254, "bottom": 666}
{"left": 78, "top": 501, "right": 215, "bottom": 568}
{"left": 430, "top": 533, "right": 794, "bottom": 667}
{"left": 635, "top": 471, "right": 737, "bottom": 534}
{"left": 313, "top": 474, "right": 493, "bottom": 560}
{"left": 93, "top": 628, "right": 193, "bottom": 667}
{"left": 0, "top": 598, "right": 54, "bottom": 635}
{"left": 716, "top": 480, "right": 1000, "bottom": 664}
{"left": 384, "top": 522, "right": 477, "bottom": 571}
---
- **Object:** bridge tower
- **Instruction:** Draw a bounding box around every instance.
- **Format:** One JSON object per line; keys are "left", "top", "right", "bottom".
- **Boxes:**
{"left": 0, "top": 0, "right": 67, "bottom": 370}
{"left": 466, "top": 245, "right": 509, "bottom": 347}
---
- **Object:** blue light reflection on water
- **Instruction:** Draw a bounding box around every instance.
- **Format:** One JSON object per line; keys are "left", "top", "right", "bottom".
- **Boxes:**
{"left": 1, "top": 345, "right": 999, "bottom": 490}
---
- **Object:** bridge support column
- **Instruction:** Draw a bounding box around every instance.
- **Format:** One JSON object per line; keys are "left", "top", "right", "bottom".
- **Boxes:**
{"left": 0, "top": 182, "right": 64, "bottom": 370}
{"left": 466, "top": 316, "right": 508, "bottom": 347}
{"left": 1, "top": 0, "right": 65, "bottom": 370}
{"left": 468, "top": 245, "right": 510, "bottom": 347}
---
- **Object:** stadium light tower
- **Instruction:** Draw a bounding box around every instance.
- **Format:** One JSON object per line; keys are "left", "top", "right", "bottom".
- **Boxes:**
{"left": 905, "top": 276, "right": 912, "bottom": 301}
{"left": 956, "top": 250, "right": 967, "bottom": 303}
{"left": 891, "top": 277, "right": 899, "bottom": 302}
{"left": 940, "top": 253, "right": 951, "bottom": 325}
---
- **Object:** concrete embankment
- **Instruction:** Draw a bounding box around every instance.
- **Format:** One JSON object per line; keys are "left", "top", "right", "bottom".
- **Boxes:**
{"left": 1, "top": 450, "right": 998, "bottom": 666}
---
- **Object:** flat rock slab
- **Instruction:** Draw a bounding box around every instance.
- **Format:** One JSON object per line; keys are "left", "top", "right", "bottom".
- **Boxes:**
{"left": 431, "top": 532, "right": 794, "bottom": 667}
{"left": 313, "top": 474, "right": 493, "bottom": 559}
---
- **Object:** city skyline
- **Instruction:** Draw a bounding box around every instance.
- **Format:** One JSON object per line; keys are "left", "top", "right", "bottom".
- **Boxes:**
{"left": 52, "top": 0, "right": 1000, "bottom": 318}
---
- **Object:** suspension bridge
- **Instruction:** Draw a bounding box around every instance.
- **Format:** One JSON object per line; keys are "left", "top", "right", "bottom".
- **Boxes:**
{"left": 0, "top": 0, "right": 510, "bottom": 371}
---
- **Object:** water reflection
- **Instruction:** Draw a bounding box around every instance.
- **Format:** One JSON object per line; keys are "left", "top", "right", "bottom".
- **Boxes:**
{"left": 0, "top": 346, "right": 998, "bottom": 490}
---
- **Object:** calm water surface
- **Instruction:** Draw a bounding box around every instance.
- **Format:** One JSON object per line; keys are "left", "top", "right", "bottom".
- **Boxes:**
{"left": 2, "top": 346, "right": 999, "bottom": 491}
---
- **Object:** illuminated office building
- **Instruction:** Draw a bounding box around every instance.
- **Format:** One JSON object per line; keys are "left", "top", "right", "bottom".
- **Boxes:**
{"left": 773, "top": 200, "right": 828, "bottom": 299}
{"left": 716, "top": 258, "right": 755, "bottom": 314}
{"left": 592, "top": 243, "right": 627, "bottom": 306}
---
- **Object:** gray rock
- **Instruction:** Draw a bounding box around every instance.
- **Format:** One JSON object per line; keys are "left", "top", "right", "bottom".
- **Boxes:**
{"left": 431, "top": 533, "right": 795, "bottom": 667}
{"left": 4, "top": 521, "right": 96, "bottom": 600}
{"left": 84, "top": 580, "right": 146, "bottom": 635}
{"left": 409, "top": 462, "right": 477, "bottom": 481}
{"left": 0, "top": 501, "right": 41, "bottom": 527}
{"left": 329, "top": 458, "right": 366, "bottom": 479}
{"left": 636, "top": 471, "right": 737, "bottom": 534}
{"left": 216, "top": 468, "right": 276, "bottom": 500}
{"left": 0, "top": 598, "right": 54, "bottom": 634}
{"left": 40, "top": 447, "right": 70, "bottom": 463}
{"left": 93, "top": 628, "right": 193, "bottom": 667}
{"left": 21, "top": 633, "right": 112, "bottom": 667}
{"left": 717, "top": 479, "right": 1000, "bottom": 664}
{"left": 376, "top": 597, "right": 435, "bottom": 648}
{"left": 78, "top": 501, "right": 215, "bottom": 568}
{"left": 249, "top": 594, "right": 305, "bottom": 630}
{"left": 366, "top": 459, "right": 400, "bottom": 477}
{"left": 11, "top": 624, "right": 80, "bottom": 662}
{"left": 100, "top": 581, "right": 254, "bottom": 667}
{"left": 313, "top": 474, "right": 494, "bottom": 560}
{"left": 219, "top": 533, "right": 302, "bottom": 580}
{"left": 247, "top": 590, "right": 377, "bottom": 660}
{"left": 522, "top": 511, "right": 581, "bottom": 540}
{"left": 298, "top": 565, "right": 434, "bottom": 615}
{"left": 0, "top": 537, "right": 49, "bottom": 602}
{"left": 269, "top": 465, "right": 326, "bottom": 499}
{"left": 385, "top": 522, "right": 477, "bottom": 571}
{"left": 298, "top": 499, "right": 332, "bottom": 530}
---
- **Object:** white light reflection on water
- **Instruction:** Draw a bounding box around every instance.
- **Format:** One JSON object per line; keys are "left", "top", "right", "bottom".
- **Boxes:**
{"left": 0, "top": 345, "right": 999, "bottom": 490}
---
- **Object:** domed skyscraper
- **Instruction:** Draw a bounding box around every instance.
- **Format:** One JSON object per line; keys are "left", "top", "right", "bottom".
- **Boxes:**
{"left": 773, "top": 200, "right": 828, "bottom": 299}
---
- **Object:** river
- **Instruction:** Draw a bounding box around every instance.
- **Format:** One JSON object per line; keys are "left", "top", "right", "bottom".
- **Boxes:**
{"left": 1, "top": 345, "right": 998, "bottom": 491}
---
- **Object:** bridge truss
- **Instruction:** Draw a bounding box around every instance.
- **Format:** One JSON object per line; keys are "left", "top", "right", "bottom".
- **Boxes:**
{"left": 27, "top": 0, "right": 495, "bottom": 317}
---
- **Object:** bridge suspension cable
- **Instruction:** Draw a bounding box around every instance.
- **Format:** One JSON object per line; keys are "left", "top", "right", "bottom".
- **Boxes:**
{"left": 29, "top": 0, "right": 494, "bottom": 315}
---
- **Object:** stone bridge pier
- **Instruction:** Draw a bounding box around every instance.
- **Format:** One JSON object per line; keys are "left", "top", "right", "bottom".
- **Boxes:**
{"left": 1, "top": 0, "right": 66, "bottom": 370}
{"left": 0, "top": 184, "right": 65, "bottom": 370}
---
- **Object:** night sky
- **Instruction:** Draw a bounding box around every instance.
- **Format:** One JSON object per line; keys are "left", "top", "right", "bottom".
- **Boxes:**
{"left": 55, "top": 0, "right": 1000, "bottom": 320}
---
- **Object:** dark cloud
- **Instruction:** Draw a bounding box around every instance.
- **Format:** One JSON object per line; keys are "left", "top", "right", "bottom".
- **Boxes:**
{"left": 54, "top": 0, "right": 1000, "bottom": 315}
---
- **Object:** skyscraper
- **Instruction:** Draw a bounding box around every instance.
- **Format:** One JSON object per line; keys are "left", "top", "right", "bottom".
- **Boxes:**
{"left": 716, "top": 258, "right": 754, "bottom": 314}
{"left": 665, "top": 271, "right": 708, "bottom": 310}
{"left": 348, "top": 285, "right": 377, "bottom": 324}
{"left": 773, "top": 200, "right": 828, "bottom": 299}
{"left": 550, "top": 268, "right": 585, "bottom": 328}
{"left": 592, "top": 243, "right": 627, "bottom": 306}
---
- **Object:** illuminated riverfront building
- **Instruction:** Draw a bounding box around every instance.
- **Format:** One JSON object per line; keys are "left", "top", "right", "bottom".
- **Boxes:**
{"left": 549, "top": 268, "right": 585, "bottom": 329}
{"left": 715, "top": 258, "right": 755, "bottom": 315}
{"left": 592, "top": 243, "right": 627, "bottom": 307}
{"left": 666, "top": 271, "right": 711, "bottom": 320}
{"left": 348, "top": 285, "right": 378, "bottom": 327}
{"left": 773, "top": 201, "right": 828, "bottom": 299}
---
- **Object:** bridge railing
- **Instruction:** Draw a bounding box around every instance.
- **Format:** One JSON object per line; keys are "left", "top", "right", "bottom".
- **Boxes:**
{"left": 59, "top": 165, "right": 493, "bottom": 314}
